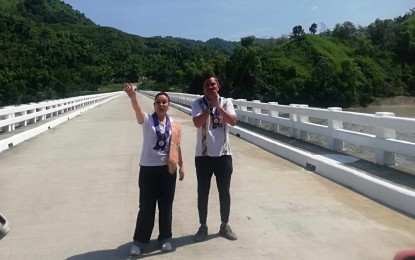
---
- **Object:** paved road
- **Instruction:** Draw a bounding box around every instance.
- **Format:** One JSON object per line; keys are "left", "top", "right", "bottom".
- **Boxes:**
{"left": 0, "top": 93, "right": 414, "bottom": 260}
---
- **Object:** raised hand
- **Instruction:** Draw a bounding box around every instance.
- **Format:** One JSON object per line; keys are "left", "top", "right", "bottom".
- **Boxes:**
{"left": 210, "top": 91, "right": 220, "bottom": 108}
{"left": 124, "top": 83, "right": 136, "bottom": 98}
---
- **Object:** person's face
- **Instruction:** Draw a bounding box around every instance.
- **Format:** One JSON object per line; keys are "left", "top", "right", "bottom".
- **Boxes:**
{"left": 203, "top": 77, "right": 220, "bottom": 98}
{"left": 154, "top": 95, "right": 169, "bottom": 114}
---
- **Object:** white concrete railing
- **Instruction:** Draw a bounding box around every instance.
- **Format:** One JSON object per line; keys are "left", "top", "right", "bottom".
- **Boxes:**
{"left": 144, "top": 90, "right": 415, "bottom": 166}
{"left": 0, "top": 92, "right": 123, "bottom": 152}
{"left": 143, "top": 90, "right": 415, "bottom": 217}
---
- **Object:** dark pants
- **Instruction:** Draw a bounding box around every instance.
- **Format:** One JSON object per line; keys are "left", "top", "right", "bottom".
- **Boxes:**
{"left": 195, "top": 155, "right": 233, "bottom": 225}
{"left": 133, "top": 165, "right": 177, "bottom": 244}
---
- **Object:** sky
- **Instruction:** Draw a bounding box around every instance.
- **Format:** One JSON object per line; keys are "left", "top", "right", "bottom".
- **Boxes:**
{"left": 62, "top": 0, "right": 414, "bottom": 42}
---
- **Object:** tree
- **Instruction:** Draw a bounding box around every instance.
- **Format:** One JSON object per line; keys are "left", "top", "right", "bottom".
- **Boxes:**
{"left": 333, "top": 21, "right": 358, "bottom": 40}
{"left": 181, "top": 59, "right": 214, "bottom": 94}
{"left": 291, "top": 25, "right": 305, "bottom": 39}
{"left": 366, "top": 19, "right": 394, "bottom": 46}
{"left": 309, "top": 23, "right": 317, "bottom": 34}
{"left": 240, "top": 36, "right": 256, "bottom": 47}
{"left": 226, "top": 43, "right": 263, "bottom": 99}
{"left": 396, "top": 23, "right": 415, "bottom": 62}
{"left": 340, "top": 60, "right": 366, "bottom": 106}
{"left": 304, "top": 56, "right": 341, "bottom": 106}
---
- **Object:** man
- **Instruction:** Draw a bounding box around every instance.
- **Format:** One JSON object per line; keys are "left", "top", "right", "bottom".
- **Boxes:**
{"left": 191, "top": 75, "right": 238, "bottom": 242}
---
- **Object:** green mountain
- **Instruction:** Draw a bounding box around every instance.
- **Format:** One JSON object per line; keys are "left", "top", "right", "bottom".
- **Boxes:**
{"left": 0, "top": 0, "right": 414, "bottom": 108}
{"left": 223, "top": 13, "right": 415, "bottom": 107}
{"left": 0, "top": 0, "right": 94, "bottom": 25}
{"left": 0, "top": 0, "right": 230, "bottom": 106}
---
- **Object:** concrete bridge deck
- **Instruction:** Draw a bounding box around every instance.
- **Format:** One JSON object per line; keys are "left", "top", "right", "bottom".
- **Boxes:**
{"left": 0, "top": 93, "right": 414, "bottom": 260}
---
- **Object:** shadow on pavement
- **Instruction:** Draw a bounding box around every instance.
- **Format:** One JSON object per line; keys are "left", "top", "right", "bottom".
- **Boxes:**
{"left": 66, "top": 234, "right": 220, "bottom": 260}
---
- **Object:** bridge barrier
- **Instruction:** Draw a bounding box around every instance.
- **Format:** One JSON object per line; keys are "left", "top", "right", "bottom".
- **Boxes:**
{"left": 0, "top": 92, "right": 123, "bottom": 153}
{"left": 149, "top": 91, "right": 415, "bottom": 166}
{"left": 1, "top": 91, "right": 414, "bottom": 217}
{"left": 143, "top": 90, "right": 415, "bottom": 217}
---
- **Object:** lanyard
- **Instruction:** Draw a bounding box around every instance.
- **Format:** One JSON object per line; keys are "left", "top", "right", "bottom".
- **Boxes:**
{"left": 203, "top": 96, "right": 221, "bottom": 116}
{"left": 152, "top": 113, "right": 171, "bottom": 151}
{"left": 203, "top": 96, "right": 222, "bottom": 128}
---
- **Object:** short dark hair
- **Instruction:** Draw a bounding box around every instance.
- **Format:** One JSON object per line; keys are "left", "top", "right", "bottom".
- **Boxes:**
{"left": 202, "top": 74, "right": 217, "bottom": 81}
{"left": 155, "top": 92, "right": 170, "bottom": 103}
{"left": 202, "top": 74, "right": 219, "bottom": 86}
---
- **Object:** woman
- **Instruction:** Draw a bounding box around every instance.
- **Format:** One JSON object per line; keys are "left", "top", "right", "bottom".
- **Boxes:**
{"left": 124, "top": 83, "right": 184, "bottom": 256}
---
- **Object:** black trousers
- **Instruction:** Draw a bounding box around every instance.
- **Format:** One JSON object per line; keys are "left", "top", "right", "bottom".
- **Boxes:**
{"left": 195, "top": 155, "right": 233, "bottom": 225}
{"left": 133, "top": 165, "right": 177, "bottom": 243}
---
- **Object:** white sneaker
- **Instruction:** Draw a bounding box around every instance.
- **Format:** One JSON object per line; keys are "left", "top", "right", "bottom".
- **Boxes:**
{"left": 161, "top": 241, "right": 172, "bottom": 252}
{"left": 129, "top": 244, "right": 141, "bottom": 256}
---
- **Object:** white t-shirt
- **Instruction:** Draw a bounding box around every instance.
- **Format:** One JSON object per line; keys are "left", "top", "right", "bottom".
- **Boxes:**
{"left": 191, "top": 96, "right": 236, "bottom": 157}
{"left": 139, "top": 113, "right": 173, "bottom": 166}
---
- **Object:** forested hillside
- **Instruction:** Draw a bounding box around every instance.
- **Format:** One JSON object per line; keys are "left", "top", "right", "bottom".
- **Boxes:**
{"left": 0, "top": 0, "right": 230, "bottom": 105}
{"left": 0, "top": 0, "right": 414, "bottom": 108}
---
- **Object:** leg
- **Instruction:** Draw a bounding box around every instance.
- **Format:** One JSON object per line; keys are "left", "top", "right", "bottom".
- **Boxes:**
{"left": 158, "top": 166, "right": 177, "bottom": 242}
{"left": 193, "top": 156, "right": 212, "bottom": 242}
{"left": 133, "top": 166, "right": 158, "bottom": 244}
{"left": 214, "top": 156, "right": 238, "bottom": 240}
{"left": 213, "top": 155, "right": 233, "bottom": 224}
{"left": 195, "top": 156, "right": 214, "bottom": 225}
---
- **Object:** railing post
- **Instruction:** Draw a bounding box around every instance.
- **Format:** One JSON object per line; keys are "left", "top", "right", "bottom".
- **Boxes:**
{"left": 21, "top": 109, "right": 28, "bottom": 127}
{"left": 268, "top": 102, "right": 279, "bottom": 132}
{"left": 39, "top": 102, "right": 46, "bottom": 120}
{"left": 46, "top": 103, "right": 52, "bottom": 118}
{"left": 63, "top": 101, "right": 68, "bottom": 113}
{"left": 327, "top": 107, "right": 344, "bottom": 151}
{"left": 2, "top": 106, "right": 15, "bottom": 132}
{"left": 52, "top": 104, "right": 58, "bottom": 116}
{"left": 297, "top": 104, "right": 309, "bottom": 140}
{"left": 289, "top": 104, "right": 309, "bottom": 139}
{"left": 289, "top": 104, "right": 298, "bottom": 138}
{"left": 57, "top": 102, "right": 62, "bottom": 114}
{"left": 252, "top": 100, "right": 261, "bottom": 126}
{"left": 237, "top": 99, "right": 248, "bottom": 123}
{"left": 375, "top": 112, "right": 396, "bottom": 165}
{"left": 29, "top": 105, "right": 37, "bottom": 123}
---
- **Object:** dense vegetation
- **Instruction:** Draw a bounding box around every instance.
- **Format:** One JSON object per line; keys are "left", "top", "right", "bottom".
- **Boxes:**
{"left": 0, "top": 0, "right": 414, "bottom": 108}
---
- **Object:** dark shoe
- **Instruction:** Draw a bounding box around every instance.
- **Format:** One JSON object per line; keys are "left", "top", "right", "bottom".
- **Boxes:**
{"left": 219, "top": 224, "right": 237, "bottom": 240}
{"left": 160, "top": 241, "right": 173, "bottom": 252}
{"left": 193, "top": 225, "right": 208, "bottom": 242}
{"left": 129, "top": 245, "right": 141, "bottom": 256}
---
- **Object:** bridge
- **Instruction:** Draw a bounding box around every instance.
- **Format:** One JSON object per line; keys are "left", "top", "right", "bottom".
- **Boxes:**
{"left": 0, "top": 92, "right": 414, "bottom": 259}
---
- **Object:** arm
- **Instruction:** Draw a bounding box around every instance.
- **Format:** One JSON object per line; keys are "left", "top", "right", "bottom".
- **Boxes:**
{"left": 178, "top": 147, "right": 184, "bottom": 181}
{"left": 210, "top": 97, "right": 237, "bottom": 126}
{"left": 192, "top": 109, "right": 210, "bottom": 128}
{"left": 124, "top": 83, "right": 145, "bottom": 124}
{"left": 191, "top": 99, "right": 211, "bottom": 128}
{"left": 216, "top": 105, "right": 237, "bottom": 126}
